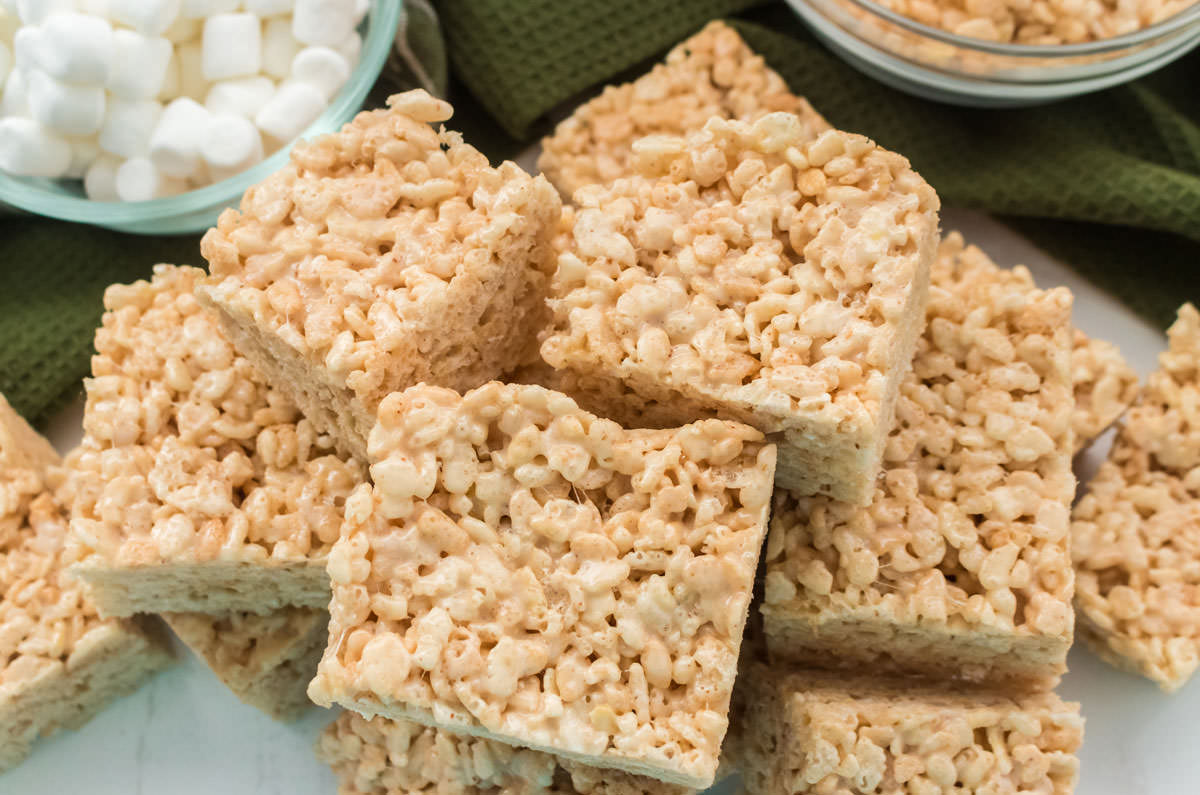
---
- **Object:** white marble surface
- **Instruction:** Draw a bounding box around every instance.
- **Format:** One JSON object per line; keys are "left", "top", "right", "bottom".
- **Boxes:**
{"left": 4, "top": 207, "right": 1192, "bottom": 795}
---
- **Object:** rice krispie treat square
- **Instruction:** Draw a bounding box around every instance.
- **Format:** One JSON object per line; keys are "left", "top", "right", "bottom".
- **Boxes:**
{"left": 1072, "top": 303, "right": 1200, "bottom": 691}
{"left": 537, "top": 20, "right": 830, "bottom": 200}
{"left": 740, "top": 667, "right": 1083, "bottom": 795}
{"left": 0, "top": 404, "right": 173, "bottom": 772}
{"left": 199, "top": 90, "right": 562, "bottom": 462}
{"left": 541, "top": 116, "right": 940, "bottom": 504}
{"left": 1071, "top": 329, "right": 1139, "bottom": 453}
{"left": 317, "top": 712, "right": 692, "bottom": 795}
{"left": 66, "top": 265, "right": 365, "bottom": 617}
{"left": 760, "top": 232, "right": 1076, "bottom": 687}
{"left": 165, "top": 607, "right": 328, "bottom": 721}
{"left": 308, "top": 382, "right": 776, "bottom": 789}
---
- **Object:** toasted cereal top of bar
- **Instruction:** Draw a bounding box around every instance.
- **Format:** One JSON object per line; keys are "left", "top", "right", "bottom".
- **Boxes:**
{"left": 763, "top": 233, "right": 1075, "bottom": 638}
{"left": 201, "top": 90, "right": 561, "bottom": 402}
{"left": 317, "top": 712, "right": 687, "bottom": 795}
{"left": 0, "top": 462, "right": 109, "bottom": 694}
{"left": 311, "top": 382, "right": 775, "bottom": 785}
{"left": 1072, "top": 304, "right": 1200, "bottom": 689}
{"left": 1122, "top": 303, "right": 1200, "bottom": 474}
{"left": 1071, "top": 441, "right": 1200, "bottom": 689}
{"left": 747, "top": 668, "right": 1082, "bottom": 794}
{"left": 67, "top": 265, "right": 363, "bottom": 569}
{"left": 537, "top": 20, "right": 828, "bottom": 199}
{"left": 541, "top": 115, "right": 939, "bottom": 432}
{"left": 1071, "top": 329, "right": 1139, "bottom": 452}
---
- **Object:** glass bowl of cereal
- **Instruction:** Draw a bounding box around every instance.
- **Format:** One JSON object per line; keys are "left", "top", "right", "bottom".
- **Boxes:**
{"left": 783, "top": 0, "right": 1200, "bottom": 105}
{"left": 0, "top": 1, "right": 402, "bottom": 235}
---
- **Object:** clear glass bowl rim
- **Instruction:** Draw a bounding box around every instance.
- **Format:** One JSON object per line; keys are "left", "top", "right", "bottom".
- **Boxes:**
{"left": 0, "top": 1, "right": 403, "bottom": 226}
{"left": 831, "top": 0, "right": 1200, "bottom": 55}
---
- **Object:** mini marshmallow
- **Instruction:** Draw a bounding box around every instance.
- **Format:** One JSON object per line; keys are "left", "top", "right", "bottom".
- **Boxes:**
{"left": 162, "top": 14, "right": 201, "bottom": 43}
{"left": 202, "top": 13, "right": 261, "bottom": 80}
{"left": 110, "top": 0, "right": 182, "bottom": 36}
{"left": 336, "top": 30, "right": 360, "bottom": 65}
{"left": 158, "top": 49, "right": 180, "bottom": 100}
{"left": 27, "top": 68, "right": 106, "bottom": 135}
{"left": 200, "top": 111, "right": 262, "bottom": 181}
{"left": 99, "top": 98, "right": 162, "bottom": 157}
{"left": 63, "top": 134, "right": 100, "bottom": 178}
{"left": 16, "top": 0, "right": 75, "bottom": 26}
{"left": 0, "top": 69, "right": 27, "bottom": 117}
{"left": 261, "top": 16, "right": 298, "bottom": 79}
{"left": 79, "top": 0, "right": 110, "bottom": 17}
{"left": 0, "top": 117, "right": 70, "bottom": 176}
{"left": 0, "top": 10, "right": 17, "bottom": 44}
{"left": 245, "top": 0, "right": 292, "bottom": 15}
{"left": 107, "top": 31, "right": 173, "bottom": 99}
{"left": 12, "top": 25, "right": 35, "bottom": 72}
{"left": 204, "top": 75, "right": 272, "bottom": 117}
{"left": 34, "top": 12, "right": 115, "bottom": 84}
{"left": 254, "top": 80, "right": 324, "bottom": 142}
{"left": 293, "top": 0, "right": 356, "bottom": 47}
{"left": 84, "top": 153, "right": 120, "bottom": 200}
{"left": 177, "top": 40, "right": 207, "bottom": 100}
{"left": 182, "top": 0, "right": 239, "bottom": 18}
{"left": 0, "top": 41, "right": 9, "bottom": 86}
{"left": 148, "top": 95, "right": 208, "bottom": 176}
{"left": 290, "top": 46, "right": 348, "bottom": 100}
{"left": 116, "top": 155, "right": 187, "bottom": 200}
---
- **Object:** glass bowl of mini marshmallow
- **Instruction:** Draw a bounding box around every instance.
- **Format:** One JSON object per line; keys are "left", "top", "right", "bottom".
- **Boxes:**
{"left": 0, "top": 0, "right": 401, "bottom": 234}
{"left": 783, "top": 0, "right": 1200, "bottom": 106}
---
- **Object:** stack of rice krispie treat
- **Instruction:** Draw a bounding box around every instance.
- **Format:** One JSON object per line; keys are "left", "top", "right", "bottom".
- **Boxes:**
{"left": 1073, "top": 303, "right": 1200, "bottom": 692}
{"left": 0, "top": 395, "right": 172, "bottom": 770}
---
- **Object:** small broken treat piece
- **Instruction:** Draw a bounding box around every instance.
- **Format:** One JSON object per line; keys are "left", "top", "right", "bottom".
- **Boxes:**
{"left": 199, "top": 89, "right": 563, "bottom": 461}
{"left": 165, "top": 607, "right": 328, "bottom": 721}
{"left": 537, "top": 20, "right": 830, "bottom": 200}
{"left": 1071, "top": 329, "right": 1139, "bottom": 453}
{"left": 0, "top": 404, "right": 173, "bottom": 772}
{"left": 541, "top": 115, "right": 939, "bottom": 504}
{"left": 66, "top": 265, "right": 365, "bottom": 617}
{"left": 1121, "top": 303, "right": 1200, "bottom": 474}
{"left": 761, "top": 232, "right": 1076, "bottom": 687}
{"left": 309, "top": 382, "right": 776, "bottom": 789}
{"left": 317, "top": 712, "right": 693, "bottom": 795}
{"left": 741, "top": 666, "right": 1083, "bottom": 795}
{"left": 1072, "top": 303, "right": 1200, "bottom": 692}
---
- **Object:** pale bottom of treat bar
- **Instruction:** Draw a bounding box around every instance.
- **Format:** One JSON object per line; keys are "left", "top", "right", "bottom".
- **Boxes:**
{"left": 740, "top": 666, "right": 1082, "bottom": 795}
{"left": 761, "top": 605, "right": 1068, "bottom": 688}
{"left": 0, "top": 618, "right": 173, "bottom": 772}
{"left": 75, "top": 560, "right": 330, "bottom": 618}
{"left": 165, "top": 607, "right": 329, "bottom": 721}
{"left": 308, "top": 691, "right": 718, "bottom": 790}
{"left": 317, "top": 711, "right": 702, "bottom": 795}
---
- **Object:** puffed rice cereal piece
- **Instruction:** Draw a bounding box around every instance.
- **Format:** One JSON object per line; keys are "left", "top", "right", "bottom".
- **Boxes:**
{"left": 1072, "top": 303, "right": 1200, "bottom": 691}
{"left": 875, "top": 0, "right": 1197, "bottom": 44}
{"left": 317, "top": 711, "right": 694, "bottom": 795}
{"left": 308, "top": 382, "right": 776, "bottom": 789}
{"left": 741, "top": 666, "right": 1083, "bottom": 795}
{"left": 1070, "top": 328, "right": 1139, "bottom": 452}
{"left": 199, "top": 90, "right": 563, "bottom": 461}
{"left": 165, "top": 607, "right": 328, "bottom": 721}
{"left": 66, "top": 265, "right": 365, "bottom": 617}
{"left": 761, "top": 232, "right": 1076, "bottom": 687}
{"left": 538, "top": 20, "right": 830, "bottom": 200}
{"left": 0, "top": 403, "right": 172, "bottom": 772}
{"left": 541, "top": 114, "right": 939, "bottom": 505}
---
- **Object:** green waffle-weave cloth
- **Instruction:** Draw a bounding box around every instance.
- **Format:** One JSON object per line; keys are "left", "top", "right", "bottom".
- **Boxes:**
{"left": 4, "top": 0, "right": 1200, "bottom": 427}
